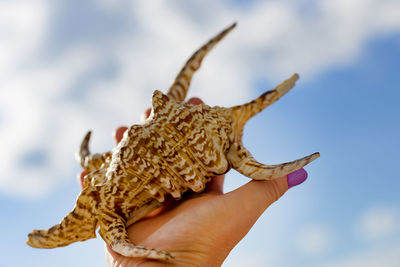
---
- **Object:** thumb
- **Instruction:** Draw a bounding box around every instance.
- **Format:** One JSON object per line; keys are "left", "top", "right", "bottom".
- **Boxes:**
{"left": 220, "top": 169, "right": 308, "bottom": 240}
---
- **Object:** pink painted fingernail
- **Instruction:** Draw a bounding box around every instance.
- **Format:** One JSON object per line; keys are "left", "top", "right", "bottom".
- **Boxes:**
{"left": 287, "top": 168, "right": 308, "bottom": 188}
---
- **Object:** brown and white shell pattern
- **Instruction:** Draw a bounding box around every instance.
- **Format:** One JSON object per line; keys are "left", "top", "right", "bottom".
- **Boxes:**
{"left": 27, "top": 23, "right": 320, "bottom": 261}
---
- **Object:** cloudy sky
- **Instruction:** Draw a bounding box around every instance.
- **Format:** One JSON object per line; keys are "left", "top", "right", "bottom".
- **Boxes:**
{"left": 1, "top": 0, "right": 399, "bottom": 266}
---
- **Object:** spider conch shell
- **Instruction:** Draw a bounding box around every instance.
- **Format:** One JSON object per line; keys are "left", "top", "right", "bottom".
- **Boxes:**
{"left": 27, "top": 23, "right": 319, "bottom": 261}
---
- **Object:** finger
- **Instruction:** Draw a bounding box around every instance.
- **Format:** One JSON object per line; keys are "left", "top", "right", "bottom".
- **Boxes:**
{"left": 141, "top": 108, "right": 152, "bottom": 123}
{"left": 187, "top": 97, "right": 204, "bottom": 105}
{"left": 204, "top": 175, "right": 225, "bottom": 194}
{"left": 143, "top": 197, "right": 178, "bottom": 218}
{"left": 224, "top": 176, "right": 289, "bottom": 221}
{"left": 77, "top": 171, "right": 87, "bottom": 190}
{"left": 113, "top": 126, "right": 128, "bottom": 144}
{"left": 220, "top": 168, "right": 308, "bottom": 240}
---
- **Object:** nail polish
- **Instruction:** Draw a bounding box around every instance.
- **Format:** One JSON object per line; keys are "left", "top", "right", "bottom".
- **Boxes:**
{"left": 287, "top": 168, "right": 308, "bottom": 188}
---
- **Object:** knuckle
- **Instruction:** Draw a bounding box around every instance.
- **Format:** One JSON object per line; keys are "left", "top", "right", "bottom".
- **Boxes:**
{"left": 262, "top": 180, "right": 286, "bottom": 203}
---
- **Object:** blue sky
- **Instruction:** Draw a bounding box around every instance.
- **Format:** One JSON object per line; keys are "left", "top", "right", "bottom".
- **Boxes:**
{"left": 1, "top": 1, "right": 400, "bottom": 266}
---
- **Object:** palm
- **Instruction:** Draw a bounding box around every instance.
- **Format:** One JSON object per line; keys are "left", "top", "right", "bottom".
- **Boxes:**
{"left": 105, "top": 175, "right": 237, "bottom": 266}
{"left": 104, "top": 174, "right": 289, "bottom": 267}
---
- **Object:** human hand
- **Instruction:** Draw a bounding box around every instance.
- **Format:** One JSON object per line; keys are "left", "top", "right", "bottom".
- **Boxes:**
{"left": 78, "top": 97, "right": 308, "bottom": 267}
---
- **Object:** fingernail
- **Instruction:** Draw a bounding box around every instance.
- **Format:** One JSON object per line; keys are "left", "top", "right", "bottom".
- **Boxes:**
{"left": 114, "top": 126, "right": 128, "bottom": 144}
{"left": 188, "top": 97, "right": 203, "bottom": 105}
{"left": 287, "top": 168, "right": 308, "bottom": 188}
{"left": 78, "top": 171, "right": 87, "bottom": 190}
{"left": 140, "top": 108, "right": 152, "bottom": 123}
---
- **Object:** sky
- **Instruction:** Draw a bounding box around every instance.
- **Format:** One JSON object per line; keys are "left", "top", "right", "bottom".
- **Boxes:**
{"left": 0, "top": 0, "right": 399, "bottom": 266}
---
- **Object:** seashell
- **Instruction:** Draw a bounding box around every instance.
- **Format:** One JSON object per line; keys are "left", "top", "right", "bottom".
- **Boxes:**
{"left": 27, "top": 23, "right": 319, "bottom": 261}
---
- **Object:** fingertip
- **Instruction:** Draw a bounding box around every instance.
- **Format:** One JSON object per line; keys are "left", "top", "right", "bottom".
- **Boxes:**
{"left": 287, "top": 168, "right": 308, "bottom": 189}
{"left": 141, "top": 108, "right": 152, "bottom": 123}
{"left": 114, "top": 126, "right": 128, "bottom": 144}
{"left": 188, "top": 97, "right": 204, "bottom": 105}
{"left": 78, "top": 171, "right": 87, "bottom": 190}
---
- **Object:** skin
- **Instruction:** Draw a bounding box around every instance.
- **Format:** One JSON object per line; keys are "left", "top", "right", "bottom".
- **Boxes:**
{"left": 78, "top": 98, "right": 293, "bottom": 267}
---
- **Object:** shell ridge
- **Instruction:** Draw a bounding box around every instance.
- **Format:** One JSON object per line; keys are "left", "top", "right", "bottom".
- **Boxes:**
{"left": 152, "top": 121, "right": 195, "bottom": 195}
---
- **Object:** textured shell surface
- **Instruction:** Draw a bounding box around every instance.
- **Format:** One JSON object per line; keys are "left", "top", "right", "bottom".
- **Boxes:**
{"left": 27, "top": 23, "right": 320, "bottom": 261}
{"left": 105, "top": 91, "right": 233, "bottom": 213}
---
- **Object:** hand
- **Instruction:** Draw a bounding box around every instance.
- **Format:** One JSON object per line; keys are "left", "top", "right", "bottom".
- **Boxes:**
{"left": 78, "top": 97, "right": 308, "bottom": 267}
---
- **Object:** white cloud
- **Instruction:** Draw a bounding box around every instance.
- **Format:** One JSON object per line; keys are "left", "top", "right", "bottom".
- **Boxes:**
{"left": 234, "top": 0, "right": 400, "bottom": 79}
{"left": 0, "top": 45, "right": 100, "bottom": 197}
{"left": 319, "top": 205, "right": 400, "bottom": 267}
{"left": 295, "top": 223, "right": 333, "bottom": 256}
{"left": 0, "top": 0, "right": 48, "bottom": 77}
{"left": 358, "top": 205, "right": 399, "bottom": 240}
{"left": 1, "top": 0, "right": 400, "bottom": 197}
